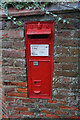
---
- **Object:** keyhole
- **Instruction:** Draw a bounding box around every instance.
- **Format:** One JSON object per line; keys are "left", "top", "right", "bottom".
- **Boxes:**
{"left": 34, "top": 81, "right": 37, "bottom": 84}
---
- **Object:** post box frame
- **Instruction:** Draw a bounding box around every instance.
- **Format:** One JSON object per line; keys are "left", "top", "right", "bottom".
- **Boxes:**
{"left": 25, "top": 21, "right": 54, "bottom": 99}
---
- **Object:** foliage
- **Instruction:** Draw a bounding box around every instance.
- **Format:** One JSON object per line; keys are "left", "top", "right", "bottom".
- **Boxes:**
{"left": 0, "top": 1, "right": 79, "bottom": 25}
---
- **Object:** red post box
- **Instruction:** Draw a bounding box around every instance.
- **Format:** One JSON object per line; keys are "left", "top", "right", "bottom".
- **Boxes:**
{"left": 25, "top": 21, "right": 54, "bottom": 99}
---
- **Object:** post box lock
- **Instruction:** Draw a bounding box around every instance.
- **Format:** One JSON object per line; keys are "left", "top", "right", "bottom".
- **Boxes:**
{"left": 25, "top": 21, "right": 54, "bottom": 99}
{"left": 33, "top": 61, "right": 39, "bottom": 66}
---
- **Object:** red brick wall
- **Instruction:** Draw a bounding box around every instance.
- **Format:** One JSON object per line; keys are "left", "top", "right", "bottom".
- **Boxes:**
{"left": 1, "top": 11, "right": 80, "bottom": 119}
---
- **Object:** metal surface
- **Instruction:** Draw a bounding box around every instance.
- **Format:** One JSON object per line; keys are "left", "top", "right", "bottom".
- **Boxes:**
{"left": 25, "top": 21, "right": 54, "bottom": 99}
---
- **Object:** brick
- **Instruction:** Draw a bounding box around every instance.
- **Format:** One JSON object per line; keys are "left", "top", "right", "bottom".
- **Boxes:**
{"left": 15, "top": 75, "right": 27, "bottom": 81}
{"left": 55, "top": 56, "right": 78, "bottom": 63}
{"left": 2, "top": 58, "right": 14, "bottom": 66}
{"left": 23, "top": 99, "right": 35, "bottom": 103}
{"left": 71, "top": 48, "right": 80, "bottom": 55}
{"left": 74, "top": 30, "right": 80, "bottom": 38}
{"left": 3, "top": 82, "right": 27, "bottom": 87}
{"left": 67, "top": 116, "right": 80, "bottom": 119}
{"left": 4, "top": 88, "right": 15, "bottom": 93}
{"left": 3, "top": 67, "right": 26, "bottom": 74}
{"left": 1, "top": 30, "right": 24, "bottom": 39}
{"left": 8, "top": 93, "right": 27, "bottom": 97}
{"left": 3, "top": 75, "right": 15, "bottom": 81}
{"left": 6, "top": 97, "right": 15, "bottom": 101}
{"left": 42, "top": 110, "right": 48, "bottom": 113}
{"left": 56, "top": 47, "right": 69, "bottom": 54}
{"left": 9, "top": 115, "right": 21, "bottom": 118}
{"left": 63, "top": 78, "right": 71, "bottom": 82}
{"left": 56, "top": 110, "right": 68, "bottom": 115}
{"left": 54, "top": 95, "right": 66, "bottom": 99}
{"left": 45, "top": 104, "right": 59, "bottom": 109}
{"left": 59, "top": 101, "right": 67, "bottom": 104}
{"left": 55, "top": 71, "right": 78, "bottom": 77}
{"left": 14, "top": 59, "right": 26, "bottom": 67}
{"left": 2, "top": 49, "right": 25, "bottom": 58}
{"left": 20, "top": 112, "right": 33, "bottom": 115}
{"left": 56, "top": 30, "right": 71, "bottom": 38}
{"left": 48, "top": 100, "right": 57, "bottom": 103}
{"left": 2, "top": 41, "right": 13, "bottom": 48}
{"left": 62, "top": 64, "right": 73, "bottom": 70}
{"left": 13, "top": 40, "right": 25, "bottom": 49}
{"left": 55, "top": 39, "right": 79, "bottom": 47}
{"left": 54, "top": 83, "right": 70, "bottom": 89}
{"left": 59, "top": 106, "right": 78, "bottom": 110}
{"left": 14, "top": 107, "right": 28, "bottom": 111}
{"left": 18, "top": 88, "right": 27, "bottom": 93}
{"left": 54, "top": 64, "right": 61, "bottom": 70}
{"left": 46, "top": 114, "right": 61, "bottom": 118}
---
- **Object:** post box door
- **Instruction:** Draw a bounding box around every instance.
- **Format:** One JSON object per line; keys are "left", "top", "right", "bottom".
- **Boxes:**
{"left": 30, "top": 61, "right": 51, "bottom": 98}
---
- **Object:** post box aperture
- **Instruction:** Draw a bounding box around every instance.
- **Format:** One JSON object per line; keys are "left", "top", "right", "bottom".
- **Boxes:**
{"left": 25, "top": 21, "right": 54, "bottom": 99}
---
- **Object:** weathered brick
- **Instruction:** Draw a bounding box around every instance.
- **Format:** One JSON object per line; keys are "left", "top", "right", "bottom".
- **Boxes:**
{"left": 9, "top": 115, "right": 21, "bottom": 118}
{"left": 54, "top": 83, "right": 70, "bottom": 89}
{"left": 3, "top": 67, "right": 26, "bottom": 74}
{"left": 74, "top": 30, "right": 80, "bottom": 38}
{"left": 4, "top": 88, "right": 15, "bottom": 93}
{"left": 46, "top": 114, "right": 61, "bottom": 118}
{"left": 55, "top": 71, "right": 78, "bottom": 77}
{"left": 48, "top": 100, "right": 57, "bottom": 103}
{"left": 3, "top": 75, "right": 15, "bottom": 81}
{"left": 18, "top": 88, "right": 27, "bottom": 93}
{"left": 59, "top": 106, "right": 78, "bottom": 110}
{"left": 55, "top": 39, "right": 79, "bottom": 47}
{"left": 62, "top": 64, "right": 73, "bottom": 70}
{"left": 56, "top": 30, "right": 71, "bottom": 38}
{"left": 5, "top": 97, "right": 15, "bottom": 101}
{"left": 1, "top": 30, "right": 24, "bottom": 39}
{"left": 13, "top": 40, "right": 25, "bottom": 49}
{"left": 20, "top": 112, "right": 33, "bottom": 115}
{"left": 55, "top": 56, "right": 78, "bottom": 63}
{"left": 54, "top": 95, "right": 67, "bottom": 99}
{"left": 3, "top": 82, "right": 27, "bottom": 87}
{"left": 2, "top": 41, "right": 13, "bottom": 48}
{"left": 54, "top": 64, "right": 62, "bottom": 70}
{"left": 70, "top": 48, "right": 80, "bottom": 55}
{"left": 8, "top": 93, "right": 27, "bottom": 97}
{"left": 56, "top": 110, "right": 68, "bottom": 115}
{"left": 56, "top": 47, "right": 69, "bottom": 54}
{"left": 67, "top": 116, "right": 80, "bottom": 119}
{"left": 15, "top": 75, "right": 27, "bottom": 81}
{"left": 59, "top": 101, "right": 67, "bottom": 104}
{"left": 2, "top": 58, "right": 14, "bottom": 66}
{"left": 14, "top": 59, "right": 26, "bottom": 67}
{"left": 23, "top": 99, "right": 35, "bottom": 103}
{"left": 2, "top": 49, "right": 25, "bottom": 58}
{"left": 14, "top": 107, "right": 28, "bottom": 111}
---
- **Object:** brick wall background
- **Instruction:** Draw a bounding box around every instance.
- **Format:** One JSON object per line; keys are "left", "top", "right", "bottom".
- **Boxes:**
{"left": 1, "top": 8, "right": 80, "bottom": 119}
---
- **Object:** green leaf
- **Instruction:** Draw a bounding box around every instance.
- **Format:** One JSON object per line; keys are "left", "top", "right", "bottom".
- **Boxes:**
{"left": 41, "top": 7, "right": 44, "bottom": 11}
{"left": 46, "top": 11, "right": 50, "bottom": 14}
{"left": 17, "top": 21, "right": 22, "bottom": 26}
{"left": 26, "top": 7, "right": 28, "bottom": 10}
{"left": 67, "top": 21, "right": 70, "bottom": 24}
{"left": 58, "top": 17, "right": 62, "bottom": 21}
{"left": 13, "top": 21, "right": 16, "bottom": 24}
{"left": 13, "top": 18, "right": 16, "bottom": 20}
{"left": 8, "top": 17, "right": 11, "bottom": 19}
{"left": 52, "top": 14, "right": 57, "bottom": 17}
{"left": 63, "top": 19, "right": 66, "bottom": 23}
